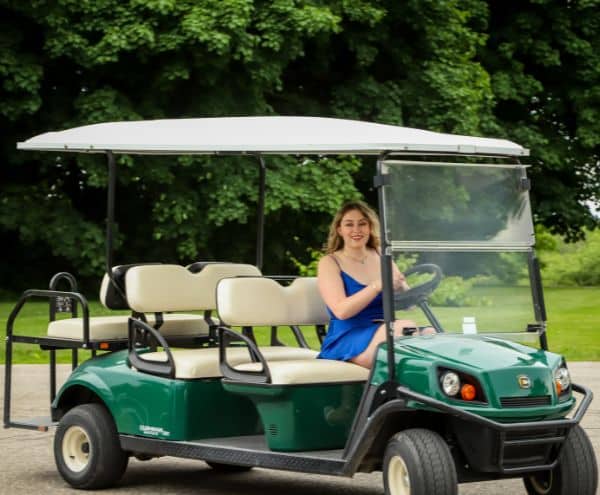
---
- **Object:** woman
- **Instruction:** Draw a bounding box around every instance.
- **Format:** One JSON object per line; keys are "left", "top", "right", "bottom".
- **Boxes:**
{"left": 317, "top": 200, "right": 433, "bottom": 368}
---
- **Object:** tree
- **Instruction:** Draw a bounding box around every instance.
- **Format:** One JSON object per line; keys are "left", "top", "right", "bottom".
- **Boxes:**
{"left": 481, "top": 0, "right": 600, "bottom": 240}
{"left": 1, "top": 0, "right": 597, "bottom": 292}
{"left": 0, "top": 1, "right": 367, "bottom": 291}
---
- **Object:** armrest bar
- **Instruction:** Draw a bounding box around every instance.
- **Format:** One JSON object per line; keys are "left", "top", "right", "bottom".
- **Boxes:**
{"left": 127, "top": 318, "right": 175, "bottom": 379}
{"left": 218, "top": 327, "right": 271, "bottom": 384}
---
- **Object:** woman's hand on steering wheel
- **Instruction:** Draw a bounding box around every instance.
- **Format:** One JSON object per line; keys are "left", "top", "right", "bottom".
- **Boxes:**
{"left": 393, "top": 271, "right": 410, "bottom": 292}
{"left": 393, "top": 263, "right": 443, "bottom": 310}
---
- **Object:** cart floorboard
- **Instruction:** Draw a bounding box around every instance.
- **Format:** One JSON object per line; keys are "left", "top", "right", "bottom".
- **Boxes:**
{"left": 120, "top": 434, "right": 348, "bottom": 475}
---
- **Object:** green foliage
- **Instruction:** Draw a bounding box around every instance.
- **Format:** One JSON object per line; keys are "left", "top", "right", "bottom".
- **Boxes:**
{"left": 0, "top": 0, "right": 598, "bottom": 290}
{"left": 428, "top": 276, "right": 475, "bottom": 307}
{"left": 538, "top": 227, "right": 600, "bottom": 286}
{"left": 493, "top": 252, "right": 530, "bottom": 285}
{"left": 395, "top": 254, "right": 419, "bottom": 272}
{"left": 404, "top": 271, "right": 487, "bottom": 308}
{"left": 290, "top": 248, "right": 322, "bottom": 277}
{"left": 480, "top": 0, "right": 600, "bottom": 240}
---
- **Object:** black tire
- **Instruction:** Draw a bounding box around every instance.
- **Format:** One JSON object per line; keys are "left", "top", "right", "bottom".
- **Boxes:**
{"left": 383, "top": 428, "right": 457, "bottom": 495}
{"left": 523, "top": 424, "right": 598, "bottom": 495}
{"left": 206, "top": 461, "right": 253, "bottom": 473}
{"left": 54, "top": 403, "right": 129, "bottom": 489}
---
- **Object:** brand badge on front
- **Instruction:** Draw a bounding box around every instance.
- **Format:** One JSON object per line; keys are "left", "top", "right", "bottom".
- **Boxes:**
{"left": 517, "top": 375, "right": 531, "bottom": 389}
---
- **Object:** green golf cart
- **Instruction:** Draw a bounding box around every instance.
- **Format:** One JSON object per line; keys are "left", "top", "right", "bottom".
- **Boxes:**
{"left": 4, "top": 117, "right": 598, "bottom": 495}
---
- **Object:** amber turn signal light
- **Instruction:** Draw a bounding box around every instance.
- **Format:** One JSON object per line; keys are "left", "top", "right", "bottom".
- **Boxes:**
{"left": 555, "top": 380, "right": 562, "bottom": 395}
{"left": 99, "top": 342, "right": 109, "bottom": 350}
{"left": 460, "top": 383, "right": 476, "bottom": 401}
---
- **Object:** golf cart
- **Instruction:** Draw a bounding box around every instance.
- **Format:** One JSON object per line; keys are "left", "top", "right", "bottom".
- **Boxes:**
{"left": 4, "top": 117, "right": 598, "bottom": 495}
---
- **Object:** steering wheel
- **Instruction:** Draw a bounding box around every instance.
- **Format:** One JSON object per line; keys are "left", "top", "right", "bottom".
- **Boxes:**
{"left": 394, "top": 263, "right": 443, "bottom": 310}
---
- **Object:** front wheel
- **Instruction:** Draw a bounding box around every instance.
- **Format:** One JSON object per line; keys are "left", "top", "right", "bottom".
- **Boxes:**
{"left": 383, "top": 428, "right": 457, "bottom": 495}
{"left": 54, "top": 403, "right": 129, "bottom": 489}
{"left": 523, "top": 424, "right": 598, "bottom": 495}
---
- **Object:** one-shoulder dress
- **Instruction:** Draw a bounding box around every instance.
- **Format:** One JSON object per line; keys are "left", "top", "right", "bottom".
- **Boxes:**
{"left": 318, "top": 270, "right": 383, "bottom": 361}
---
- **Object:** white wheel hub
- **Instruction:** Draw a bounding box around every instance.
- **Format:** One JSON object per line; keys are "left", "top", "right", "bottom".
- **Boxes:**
{"left": 388, "top": 455, "right": 411, "bottom": 495}
{"left": 62, "top": 425, "right": 91, "bottom": 472}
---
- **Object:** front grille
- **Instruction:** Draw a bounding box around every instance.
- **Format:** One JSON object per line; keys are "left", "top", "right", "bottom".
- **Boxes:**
{"left": 500, "top": 396, "right": 551, "bottom": 408}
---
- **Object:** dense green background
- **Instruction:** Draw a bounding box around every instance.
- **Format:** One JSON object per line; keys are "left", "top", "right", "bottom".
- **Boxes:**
{"left": 1, "top": 0, "right": 599, "bottom": 294}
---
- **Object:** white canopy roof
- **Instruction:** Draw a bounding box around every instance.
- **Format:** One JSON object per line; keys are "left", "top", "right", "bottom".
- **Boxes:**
{"left": 17, "top": 116, "right": 528, "bottom": 156}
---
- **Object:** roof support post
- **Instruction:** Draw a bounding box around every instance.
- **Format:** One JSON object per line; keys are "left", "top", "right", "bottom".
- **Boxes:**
{"left": 256, "top": 155, "right": 266, "bottom": 271}
{"left": 375, "top": 153, "right": 396, "bottom": 383}
{"left": 106, "top": 151, "right": 117, "bottom": 275}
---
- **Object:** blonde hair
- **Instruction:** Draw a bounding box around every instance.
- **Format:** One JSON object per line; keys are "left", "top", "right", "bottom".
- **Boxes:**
{"left": 325, "top": 200, "right": 381, "bottom": 254}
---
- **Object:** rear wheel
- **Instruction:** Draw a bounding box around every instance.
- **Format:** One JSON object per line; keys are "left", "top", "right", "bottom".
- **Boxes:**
{"left": 54, "top": 403, "right": 129, "bottom": 489}
{"left": 523, "top": 425, "right": 598, "bottom": 495}
{"left": 383, "top": 428, "right": 457, "bottom": 495}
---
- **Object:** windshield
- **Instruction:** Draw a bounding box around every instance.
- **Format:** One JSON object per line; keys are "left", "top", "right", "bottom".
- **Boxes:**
{"left": 382, "top": 160, "right": 534, "bottom": 250}
{"left": 382, "top": 160, "right": 539, "bottom": 339}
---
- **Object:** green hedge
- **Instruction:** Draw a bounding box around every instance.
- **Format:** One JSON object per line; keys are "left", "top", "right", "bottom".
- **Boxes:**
{"left": 538, "top": 227, "right": 600, "bottom": 286}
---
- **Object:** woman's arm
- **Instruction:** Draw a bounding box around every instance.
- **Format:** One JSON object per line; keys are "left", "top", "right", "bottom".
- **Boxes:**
{"left": 317, "top": 255, "right": 381, "bottom": 320}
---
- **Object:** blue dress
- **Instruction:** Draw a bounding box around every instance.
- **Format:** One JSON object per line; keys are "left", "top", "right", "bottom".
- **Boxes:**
{"left": 318, "top": 271, "right": 383, "bottom": 361}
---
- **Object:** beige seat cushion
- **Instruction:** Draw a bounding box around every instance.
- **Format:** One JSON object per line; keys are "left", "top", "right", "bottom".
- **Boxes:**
{"left": 48, "top": 314, "right": 214, "bottom": 341}
{"left": 235, "top": 359, "right": 368, "bottom": 385}
{"left": 217, "top": 277, "right": 329, "bottom": 327}
{"left": 141, "top": 346, "right": 318, "bottom": 379}
{"left": 124, "top": 263, "right": 262, "bottom": 313}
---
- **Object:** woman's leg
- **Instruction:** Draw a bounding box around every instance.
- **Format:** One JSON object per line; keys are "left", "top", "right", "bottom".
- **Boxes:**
{"left": 350, "top": 320, "right": 418, "bottom": 368}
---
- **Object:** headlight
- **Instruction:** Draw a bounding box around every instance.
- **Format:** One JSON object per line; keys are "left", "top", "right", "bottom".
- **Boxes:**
{"left": 554, "top": 366, "right": 571, "bottom": 395}
{"left": 440, "top": 371, "right": 460, "bottom": 396}
{"left": 438, "top": 368, "right": 487, "bottom": 403}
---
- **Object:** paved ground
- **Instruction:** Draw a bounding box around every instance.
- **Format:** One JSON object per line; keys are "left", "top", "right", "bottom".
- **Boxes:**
{"left": 1, "top": 363, "right": 598, "bottom": 495}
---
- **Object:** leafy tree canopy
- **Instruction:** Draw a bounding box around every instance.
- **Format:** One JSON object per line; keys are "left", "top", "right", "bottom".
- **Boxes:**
{"left": 0, "top": 0, "right": 598, "bottom": 291}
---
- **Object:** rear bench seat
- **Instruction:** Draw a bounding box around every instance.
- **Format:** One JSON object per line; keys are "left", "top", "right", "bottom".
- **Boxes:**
{"left": 141, "top": 346, "right": 319, "bottom": 379}
{"left": 47, "top": 263, "right": 261, "bottom": 341}
{"left": 215, "top": 276, "right": 368, "bottom": 452}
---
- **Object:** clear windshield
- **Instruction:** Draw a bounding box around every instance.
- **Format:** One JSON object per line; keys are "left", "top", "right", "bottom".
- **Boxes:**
{"left": 393, "top": 251, "right": 537, "bottom": 338}
{"left": 382, "top": 161, "right": 534, "bottom": 250}
{"left": 382, "top": 160, "right": 539, "bottom": 340}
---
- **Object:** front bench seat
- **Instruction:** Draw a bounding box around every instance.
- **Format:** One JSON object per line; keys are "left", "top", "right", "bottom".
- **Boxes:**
{"left": 233, "top": 358, "right": 368, "bottom": 384}
{"left": 216, "top": 276, "right": 366, "bottom": 384}
{"left": 215, "top": 276, "right": 367, "bottom": 452}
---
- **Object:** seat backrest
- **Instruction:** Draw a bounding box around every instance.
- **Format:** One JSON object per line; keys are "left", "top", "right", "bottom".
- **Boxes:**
{"left": 100, "top": 263, "right": 162, "bottom": 309}
{"left": 216, "top": 277, "right": 329, "bottom": 327}
{"left": 101, "top": 263, "right": 261, "bottom": 313}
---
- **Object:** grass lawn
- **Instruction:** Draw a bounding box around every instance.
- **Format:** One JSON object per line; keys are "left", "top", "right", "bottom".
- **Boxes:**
{"left": 0, "top": 286, "right": 598, "bottom": 364}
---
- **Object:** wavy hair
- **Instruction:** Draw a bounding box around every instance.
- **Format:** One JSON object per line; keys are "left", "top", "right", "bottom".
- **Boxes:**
{"left": 325, "top": 200, "right": 380, "bottom": 254}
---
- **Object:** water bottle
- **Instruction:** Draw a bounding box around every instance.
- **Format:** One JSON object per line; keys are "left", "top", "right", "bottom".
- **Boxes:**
{"left": 462, "top": 316, "right": 477, "bottom": 334}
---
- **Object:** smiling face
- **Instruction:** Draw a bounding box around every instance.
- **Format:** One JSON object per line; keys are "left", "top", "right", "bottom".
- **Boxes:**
{"left": 337, "top": 209, "right": 371, "bottom": 250}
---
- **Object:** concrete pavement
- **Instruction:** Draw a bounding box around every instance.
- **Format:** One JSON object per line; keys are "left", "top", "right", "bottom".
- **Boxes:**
{"left": 1, "top": 363, "right": 598, "bottom": 495}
